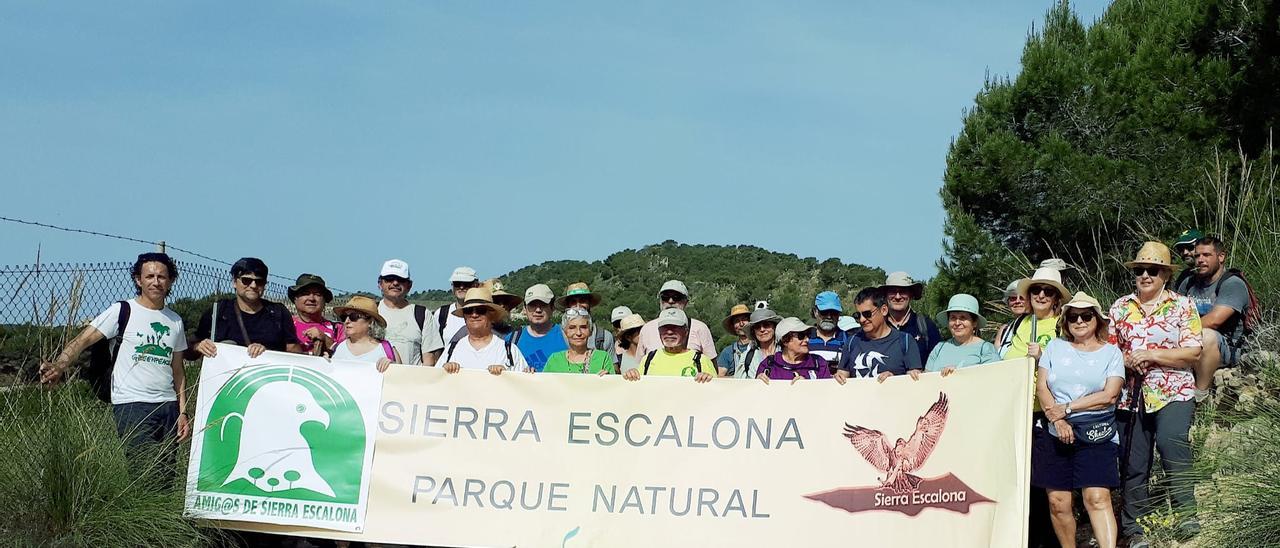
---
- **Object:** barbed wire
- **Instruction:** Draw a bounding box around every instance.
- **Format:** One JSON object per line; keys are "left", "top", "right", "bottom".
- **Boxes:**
{"left": 0, "top": 215, "right": 350, "bottom": 293}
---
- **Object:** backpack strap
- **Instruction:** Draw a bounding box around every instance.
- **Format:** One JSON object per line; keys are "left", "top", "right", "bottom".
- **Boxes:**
{"left": 643, "top": 350, "right": 657, "bottom": 375}
{"left": 914, "top": 312, "right": 928, "bottom": 341}
{"left": 381, "top": 339, "right": 396, "bottom": 361}
{"left": 742, "top": 346, "right": 757, "bottom": 377}
{"left": 693, "top": 351, "right": 704, "bottom": 373}
{"left": 594, "top": 325, "right": 607, "bottom": 350}
{"left": 437, "top": 305, "right": 451, "bottom": 337}
{"left": 505, "top": 338, "right": 515, "bottom": 368}
{"left": 902, "top": 332, "right": 910, "bottom": 356}
{"left": 110, "top": 300, "right": 132, "bottom": 362}
{"left": 510, "top": 328, "right": 523, "bottom": 347}
{"left": 445, "top": 339, "right": 460, "bottom": 362}
{"left": 414, "top": 305, "right": 427, "bottom": 332}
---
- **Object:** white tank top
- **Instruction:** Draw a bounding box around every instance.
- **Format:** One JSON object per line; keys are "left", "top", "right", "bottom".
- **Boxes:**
{"left": 331, "top": 339, "right": 394, "bottom": 363}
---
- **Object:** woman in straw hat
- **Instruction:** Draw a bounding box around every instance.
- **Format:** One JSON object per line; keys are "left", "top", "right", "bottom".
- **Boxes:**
{"left": 442, "top": 287, "right": 531, "bottom": 375}
{"left": 1009, "top": 267, "right": 1070, "bottom": 361}
{"left": 1033, "top": 292, "right": 1124, "bottom": 548}
{"left": 925, "top": 294, "right": 999, "bottom": 376}
{"left": 716, "top": 304, "right": 753, "bottom": 377}
{"left": 734, "top": 307, "right": 781, "bottom": 379}
{"left": 1107, "top": 241, "right": 1202, "bottom": 546}
{"left": 543, "top": 308, "right": 614, "bottom": 375}
{"left": 331, "top": 296, "right": 399, "bottom": 372}
{"left": 615, "top": 313, "right": 647, "bottom": 374}
{"left": 755, "top": 317, "right": 833, "bottom": 383}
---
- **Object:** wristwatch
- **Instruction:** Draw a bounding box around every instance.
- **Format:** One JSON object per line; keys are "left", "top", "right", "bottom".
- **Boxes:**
{"left": 1064, "top": 404, "right": 1073, "bottom": 416}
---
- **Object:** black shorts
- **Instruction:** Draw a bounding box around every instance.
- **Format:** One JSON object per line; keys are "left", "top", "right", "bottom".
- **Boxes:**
{"left": 1030, "top": 424, "right": 1120, "bottom": 490}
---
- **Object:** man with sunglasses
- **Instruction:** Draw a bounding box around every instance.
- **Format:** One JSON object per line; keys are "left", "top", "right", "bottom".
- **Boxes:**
{"left": 637, "top": 280, "right": 717, "bottom": 357}
{"left": 835, "top": 287, "right": 922, "bottom": 383}
{"left": 190, "top": 257, "right": 301, "bottom": 359}
{"left": 437, "top": 266, "right": 481, "bottom": 343}
{"left": 377, "top": 259, "right": 445, "bottom": 366}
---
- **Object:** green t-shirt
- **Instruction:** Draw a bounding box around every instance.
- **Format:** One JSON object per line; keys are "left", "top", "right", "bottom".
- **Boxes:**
{"left": 542, "top": 349, "right": 614, "bottom": 374}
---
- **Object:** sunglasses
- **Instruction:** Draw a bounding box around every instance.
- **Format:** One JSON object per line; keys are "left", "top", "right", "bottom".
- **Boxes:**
{"left": 462, "top": 307, "right": 489, "bottom": 317}
{"left": 237, "top": 276, "right": 267, "bottom": 287}
{"left": 341, "top": 312, "right": 369, "bottom": 323}
{"left": 660, "top": 293, "right": 687, "bottom": 303}
{"left": 452, "top": 282, "right": 476, "bottom": 289}
{"left": 1065, "top": 311, "right": 1096, "bottom": 324}
{"left": 1028, "top": 285, "right": 1058, "bottom": 297}
{"left": 1007, "top": 295, "right": 1026, "bottom": 302}
{"left": 855, "top": 309, "right": 877, "bottom": 320}
{"left": 564, "top": 308, "right": 591, "bottom": 319}
{"left": 381, "top": 276, "right": 408, "bottom": 284}
{"left": 1131, "top": 266, "right": 1163, "bottom": 277}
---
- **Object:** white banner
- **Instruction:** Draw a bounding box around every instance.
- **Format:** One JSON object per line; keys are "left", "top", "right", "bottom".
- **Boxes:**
{"left": 184, "top": 344, "right": 383, "bottom": 532}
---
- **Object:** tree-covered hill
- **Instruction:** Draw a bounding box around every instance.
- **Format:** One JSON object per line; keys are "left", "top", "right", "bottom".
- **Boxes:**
{"left": 408, "top": 240, "right": 885, "bottom": 346}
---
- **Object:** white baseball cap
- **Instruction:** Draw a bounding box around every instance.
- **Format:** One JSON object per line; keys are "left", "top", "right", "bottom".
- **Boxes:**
{"left": 450, "top": 266, "right": 478, "bottom": 283}
{"left": 658, "top": 280, "right": 689, "bottom": 298}
{"left": 610, "top": 305, "right": 633, "bottom": 323}
{"left": 654, "top": 308, "right": 689, "bottom": 328}
{"left": 380, "top": 259, "right": 411, "bottom": 280}
{"left": 524, "top": 284, "right": 555, "bottom": 305}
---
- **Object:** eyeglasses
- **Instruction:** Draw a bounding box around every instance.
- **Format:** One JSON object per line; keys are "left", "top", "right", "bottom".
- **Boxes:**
{"left": 1065, "top": 311, "right": 1096, "bottom": 324}
{"left": 237, "top": 276, "right": 267, "bottom": 287}
{"left": 1131, "top": 266, "right": 1163, "bottom": 277}
{"left": 660, "top": 293, "right": 687, "bottom": 303}
{"left": 855, "top": 309, "right": 877, "bottom": 320}
{"left": 1028, "top": 285, "right": 1058, "bottom": 297}
{"left": 1007, "top": 295, "right": 1026, "bottom": 302}
{"left": 462, "top": 307, "right": 488, "bottom": 317}
{"left": 564, "top": 308, "right": 591, "bottom": 319}
{"left": 341, "top": 312, "right": 369, "bottom": 323}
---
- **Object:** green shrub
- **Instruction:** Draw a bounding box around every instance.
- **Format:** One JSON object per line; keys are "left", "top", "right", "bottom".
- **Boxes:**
{"left": 0, "top": 381, "right": 213, "bottom": 547}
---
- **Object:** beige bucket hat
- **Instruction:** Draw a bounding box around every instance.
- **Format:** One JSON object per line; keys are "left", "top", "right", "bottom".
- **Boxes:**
{"left": 879, "top": 271, "right": 924, "bottom": 299}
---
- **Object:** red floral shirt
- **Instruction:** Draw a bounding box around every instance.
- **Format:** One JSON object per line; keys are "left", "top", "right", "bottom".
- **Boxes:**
{"left": 1108, "top": 291, "right": 1202, "bottom": 413}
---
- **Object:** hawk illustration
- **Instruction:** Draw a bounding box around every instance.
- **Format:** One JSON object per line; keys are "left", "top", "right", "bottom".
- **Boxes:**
{"left": 842, "top": 392, "right": 949, "bottom": 493}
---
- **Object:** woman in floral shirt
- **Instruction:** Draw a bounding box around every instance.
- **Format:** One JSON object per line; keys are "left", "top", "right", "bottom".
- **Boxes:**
{"left": 1108, "top": 241, "right": 1202, "bottom": 547}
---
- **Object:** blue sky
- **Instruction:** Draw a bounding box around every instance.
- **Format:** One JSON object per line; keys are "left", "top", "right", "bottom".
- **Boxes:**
{"left": 0, "top": 1, "right": 1111, "bottom": 293}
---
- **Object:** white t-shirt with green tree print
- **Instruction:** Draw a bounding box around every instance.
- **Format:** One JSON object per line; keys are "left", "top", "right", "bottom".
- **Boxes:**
{"left": 90, "top": 299, "right": 188, "bottom": 404}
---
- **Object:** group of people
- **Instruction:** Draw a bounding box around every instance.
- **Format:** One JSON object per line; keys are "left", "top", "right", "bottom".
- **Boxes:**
{"left": 37, "top": 230, "right": 1255, "bottom": 548}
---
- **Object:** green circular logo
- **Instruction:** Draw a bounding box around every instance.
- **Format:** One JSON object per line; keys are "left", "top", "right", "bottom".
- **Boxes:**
{"left": 197, "top": 365, "right": 366, "bottom": 503}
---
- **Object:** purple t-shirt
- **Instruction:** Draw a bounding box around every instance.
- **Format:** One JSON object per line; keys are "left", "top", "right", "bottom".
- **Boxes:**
{"left": 757, "top": 352, "right": 832, "bottom": 380}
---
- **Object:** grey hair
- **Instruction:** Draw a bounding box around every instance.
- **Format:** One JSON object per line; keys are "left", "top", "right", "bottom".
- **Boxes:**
{"left": 560, "top": 308, "right": 594, "bottom": 333}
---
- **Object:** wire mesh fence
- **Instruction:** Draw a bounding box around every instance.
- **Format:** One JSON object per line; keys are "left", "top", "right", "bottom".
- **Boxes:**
{"left": 0, "top": 261, "right": 290, "bottom": 326}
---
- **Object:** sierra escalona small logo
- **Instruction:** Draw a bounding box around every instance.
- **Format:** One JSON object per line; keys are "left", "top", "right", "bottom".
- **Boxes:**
{"left": 805, "top": 392, "right": 994, "bottom": 517}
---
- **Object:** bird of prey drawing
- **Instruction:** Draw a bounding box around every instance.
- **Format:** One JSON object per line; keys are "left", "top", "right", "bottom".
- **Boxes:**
{"left": 842, "top": 392, "right": 949, "bottom": 493}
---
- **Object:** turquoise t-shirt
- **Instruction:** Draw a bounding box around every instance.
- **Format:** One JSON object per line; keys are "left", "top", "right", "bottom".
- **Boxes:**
{"left": 508, "top": 327, "right": 567, "bottom": 372}
{"left": 924, "top": 338, "right": 1000, "bottom": 372}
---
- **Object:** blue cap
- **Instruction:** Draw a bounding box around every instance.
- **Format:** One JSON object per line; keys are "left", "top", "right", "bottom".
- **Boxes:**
{"left": 814, "top": 291, "right": 842, "bottom": 312}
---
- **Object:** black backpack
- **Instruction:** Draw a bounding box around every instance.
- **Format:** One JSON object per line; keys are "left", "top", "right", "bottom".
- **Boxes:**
{"left": 85, "top": 301, "right": 131, "bottom": 403}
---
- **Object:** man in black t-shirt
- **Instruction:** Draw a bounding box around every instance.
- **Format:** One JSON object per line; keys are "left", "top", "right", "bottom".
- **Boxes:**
{"left": 189, "top": 257, "right": 301, "bottom": 359}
